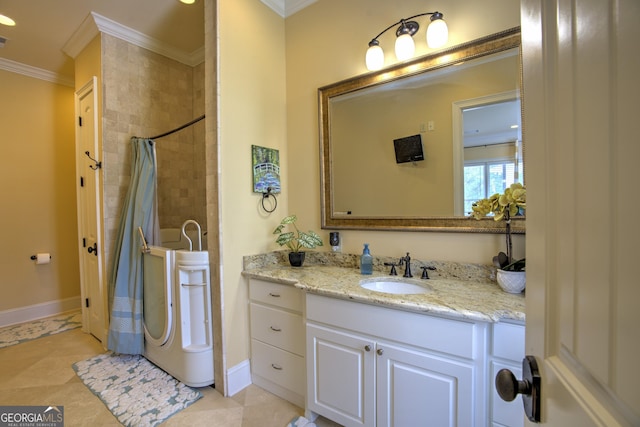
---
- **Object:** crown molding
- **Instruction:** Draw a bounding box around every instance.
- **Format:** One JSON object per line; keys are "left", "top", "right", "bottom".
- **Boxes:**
{"left": 63, "top": 12, "right": 204, "bottom": 67}
{"left": 0, "top": 57, "right": 74, "bottom": 87}
{"left": 62, "top": 13, "right": 99, "bottom": 60}
{"left": 261, "top": 0, "right": 317, "bottom": 18}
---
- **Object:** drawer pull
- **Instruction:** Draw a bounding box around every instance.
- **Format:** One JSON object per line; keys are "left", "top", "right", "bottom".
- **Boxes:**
{"left": 271, "top": 363, "right": 283, "bottom": 370}
{"left": 270, "top": 326, "right": 282, "bottom": 332}
{"left": 268, "top": 292, "right": 281, "bottom": 297}
{"left": 181, "top": 283, "right": 206, "bottom": 287}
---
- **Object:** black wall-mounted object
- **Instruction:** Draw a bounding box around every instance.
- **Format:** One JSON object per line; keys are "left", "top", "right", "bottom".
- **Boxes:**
{"left": 393, "top": 134, "right": 424, "bottom": 163}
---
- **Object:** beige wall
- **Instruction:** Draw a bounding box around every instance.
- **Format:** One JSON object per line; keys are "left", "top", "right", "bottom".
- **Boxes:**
{"left": 218, "top": 0, "right": 287, "bottom": 370}
{"left": 0, "top": 70, "right": 79, "bottom": 313}
{"left": 285, "top": 0, "right": 523, "bottom": 264}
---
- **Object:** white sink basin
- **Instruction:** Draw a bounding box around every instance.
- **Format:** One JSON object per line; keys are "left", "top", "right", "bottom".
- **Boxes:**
{"left": 360, "top": 279, "right": 431, "bottom": 295}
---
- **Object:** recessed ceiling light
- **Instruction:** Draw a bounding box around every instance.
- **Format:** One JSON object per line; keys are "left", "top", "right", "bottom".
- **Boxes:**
{"left": 0, "top": 14, "right": 16, "bottom": 26}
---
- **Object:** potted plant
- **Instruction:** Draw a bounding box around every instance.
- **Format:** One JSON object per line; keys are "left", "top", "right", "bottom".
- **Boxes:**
{"left": 472, "top": 183, "right": 526, "bottom": 293}
{"left": 273, "top": 214, "right": 324, "bottom": 267}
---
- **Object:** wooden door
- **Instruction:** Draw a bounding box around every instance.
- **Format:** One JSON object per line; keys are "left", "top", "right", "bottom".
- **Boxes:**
{"left": 522, "top": 0, "right": 639, "bottom": 425}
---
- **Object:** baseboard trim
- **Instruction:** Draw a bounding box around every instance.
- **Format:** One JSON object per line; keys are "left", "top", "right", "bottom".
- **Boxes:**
{"left": 0, "top": 297, "right": 81, "bottom": 328}
{"left": 226, "top": 359, "right": 252, "bottom": 397}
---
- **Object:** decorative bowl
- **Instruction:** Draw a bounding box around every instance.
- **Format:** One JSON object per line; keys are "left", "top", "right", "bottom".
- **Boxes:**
{"left": 496, "top": 269, "right": 526, "bottom": 293}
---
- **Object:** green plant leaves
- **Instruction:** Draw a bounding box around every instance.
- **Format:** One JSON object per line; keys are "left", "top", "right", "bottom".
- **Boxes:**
{"left": 272, "top": 215, "right": 323, "bottom": 252}
{"left": 297, "top": 230, "right": 323, "bottom": 249}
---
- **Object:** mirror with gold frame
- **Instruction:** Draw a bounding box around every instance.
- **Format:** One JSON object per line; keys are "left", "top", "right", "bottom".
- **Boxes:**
{"left": 319, "top": 27, "right": 524, "bottom": 233}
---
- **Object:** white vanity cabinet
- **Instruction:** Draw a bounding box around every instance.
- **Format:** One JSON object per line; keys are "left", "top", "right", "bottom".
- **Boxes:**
{"left": 306, "top": 293, "right": 487, "bottom": 427}
{"left": 489, "top": 321, "right": 525, "bottom": 427}
{"left": 249, "top": 279, "right": 305, "bottom": 407}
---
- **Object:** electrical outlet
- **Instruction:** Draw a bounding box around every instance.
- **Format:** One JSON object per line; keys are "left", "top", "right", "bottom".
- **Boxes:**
{"left": 428, "top": 121, "right": 435, "bottom": 131}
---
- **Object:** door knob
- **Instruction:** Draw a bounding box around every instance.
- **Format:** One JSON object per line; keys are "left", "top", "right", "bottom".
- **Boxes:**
{"left": 495, "top": 355, "right": 541, "bottom": 423}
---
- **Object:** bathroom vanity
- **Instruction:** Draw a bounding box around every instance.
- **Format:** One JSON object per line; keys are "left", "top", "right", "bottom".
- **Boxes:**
{"left": 243, "top": 254, "right": 525, "bottom": 427}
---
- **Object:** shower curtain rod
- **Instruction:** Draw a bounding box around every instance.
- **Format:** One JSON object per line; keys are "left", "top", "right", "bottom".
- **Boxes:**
{"left": 142, "top": 114, "right": 205, "bottom": 140}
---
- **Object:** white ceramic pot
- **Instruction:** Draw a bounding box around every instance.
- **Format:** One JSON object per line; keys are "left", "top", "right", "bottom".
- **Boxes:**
{"left": 496, "top": 269, "right": 526, "bottom": 293}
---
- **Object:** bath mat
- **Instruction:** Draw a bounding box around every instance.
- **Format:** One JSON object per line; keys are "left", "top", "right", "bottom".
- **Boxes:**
{"left": 0, "top": 310, "right": 82, "bottom": 349}
{"left": 73, "top": 352, "right": 202, "bottom": 427}
{"left": 286, "top": 416, "right": 317, "bottom": 427}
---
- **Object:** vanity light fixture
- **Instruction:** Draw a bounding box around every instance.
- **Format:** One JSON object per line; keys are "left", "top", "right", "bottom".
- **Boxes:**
{"left": 179, "top": 0, "right": 196, "bottom": 4}
{"left": 365, "top": 11, "right": 448, "bottom": 71}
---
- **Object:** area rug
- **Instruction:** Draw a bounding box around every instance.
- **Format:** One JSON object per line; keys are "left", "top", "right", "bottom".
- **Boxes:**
{"left": 73, "top": 352, "right": 202, "bottom": 427}
{"left": 286, "top": 416, "right": 317, "bottom": 427}
{"left": 0, "top": 310, "right": 82, "bottom": 349}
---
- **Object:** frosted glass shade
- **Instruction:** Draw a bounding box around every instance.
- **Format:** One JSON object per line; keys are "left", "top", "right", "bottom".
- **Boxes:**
{"left": 426, "top": 19, "right": 448, "bottom": 48}
{"left": 366, "top": 45, "right": 385, "bottom": 71}
{"left": 395, "top": 33, "right": 415, "bottom": 61}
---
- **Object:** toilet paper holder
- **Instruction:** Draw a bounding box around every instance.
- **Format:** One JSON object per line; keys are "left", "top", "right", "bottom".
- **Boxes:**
{"left": 30, "top": 254, "right": 51, "bottom": 260}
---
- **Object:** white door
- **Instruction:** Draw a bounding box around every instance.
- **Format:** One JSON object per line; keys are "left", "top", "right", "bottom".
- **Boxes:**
{"left": 75, "top": 77, "right": 105, "bottom": 342}
{"left": 306, "top": 323, "right": 375, "bottom": 427}
{"left": 376, "top": 342, "right": 474, "bottom": 427}
{"left": 521, "top": 1, "right": 639, "bottom": 425}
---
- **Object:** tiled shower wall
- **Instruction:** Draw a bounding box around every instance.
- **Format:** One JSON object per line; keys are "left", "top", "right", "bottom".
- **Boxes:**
{"left": 102, "top": 34, "right": 206, "bottom": 272}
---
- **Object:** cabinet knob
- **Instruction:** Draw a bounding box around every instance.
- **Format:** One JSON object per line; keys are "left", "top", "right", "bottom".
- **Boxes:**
{"left": 495, "top": 355, "right": 541, "bottom": 422}
{"left": 364, "top": 345, "right": 371, "bottom": 352}
{"left": 376, "top": 348, "right": 384, "bottom": 355}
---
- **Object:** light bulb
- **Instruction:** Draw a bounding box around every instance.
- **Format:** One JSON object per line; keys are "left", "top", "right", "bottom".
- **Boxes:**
{"left": 395, "top": 33, "right": 415, "bottom": 61}
{"left": 366, "top": 44, "right": 384, "bottom": 71}
{"left": 426, "top": 18, "right": 448, "bottom": 48}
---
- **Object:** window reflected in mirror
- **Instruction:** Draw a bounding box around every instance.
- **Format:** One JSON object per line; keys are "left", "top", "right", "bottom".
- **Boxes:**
{"left": 461, "top": 98, "right": 523, "bottom": 215}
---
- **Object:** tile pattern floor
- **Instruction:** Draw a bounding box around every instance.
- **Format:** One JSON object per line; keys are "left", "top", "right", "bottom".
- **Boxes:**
{"left": 0, "top": 328, "right": 341, "bottom": 426}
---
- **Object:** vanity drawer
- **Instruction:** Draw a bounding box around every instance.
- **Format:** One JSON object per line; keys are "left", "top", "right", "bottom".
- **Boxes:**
{"left": 492, "top": 322, "right": 525, "bottom": 361}
{"left": 251, "top": 339, "right": 305, "bottom": 395}
{"left": 249, "top": 279, "right": 302, "bottom": 312}
{"left": 250, "top": 303, "right": 304, "bottom": 356}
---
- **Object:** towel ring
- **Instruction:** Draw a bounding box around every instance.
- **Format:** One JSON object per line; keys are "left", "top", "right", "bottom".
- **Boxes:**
{"left": 261, "top": 187, "right": 278, "bottom": 213}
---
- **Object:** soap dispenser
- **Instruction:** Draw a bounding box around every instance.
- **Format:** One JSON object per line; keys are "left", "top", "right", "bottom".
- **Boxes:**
{"left": 360, "top": 243, "right": 373, "bottom": 275}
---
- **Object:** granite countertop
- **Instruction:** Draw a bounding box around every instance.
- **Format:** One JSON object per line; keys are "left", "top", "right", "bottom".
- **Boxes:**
{"left": 242, "top": 251, "right": 525, "bottom": 323}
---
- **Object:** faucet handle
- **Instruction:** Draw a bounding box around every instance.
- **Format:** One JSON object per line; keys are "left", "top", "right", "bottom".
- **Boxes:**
{"left": 384, "top": 262, "right": 398, "bottom": 276}
{"left": 420, "top": 266, "right": 437, "bottom": 279}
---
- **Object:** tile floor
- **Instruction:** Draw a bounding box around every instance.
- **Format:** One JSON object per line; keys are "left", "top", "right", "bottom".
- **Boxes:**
{"left": 0, "top": 328, "right": 341, "bottom": 426}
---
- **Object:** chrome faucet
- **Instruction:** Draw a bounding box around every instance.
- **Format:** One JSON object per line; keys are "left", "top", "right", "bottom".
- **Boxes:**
{"left": 399, "top": 252, "right": 412, "bottom": 278}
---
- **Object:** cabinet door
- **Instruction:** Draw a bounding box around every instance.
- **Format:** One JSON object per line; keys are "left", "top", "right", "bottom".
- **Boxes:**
{"left": 306, "top": 323, "right": 375, "bottom": 427}
{"left": 377, "top": 342, "right": 475, "bottom": 427}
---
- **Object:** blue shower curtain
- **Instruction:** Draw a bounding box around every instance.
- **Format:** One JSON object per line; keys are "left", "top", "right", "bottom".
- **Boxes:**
{"left": 107, "top": 137, "right": 159, "bottom": 355}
